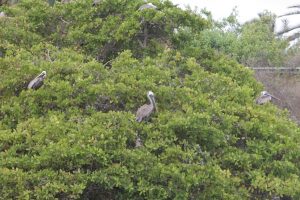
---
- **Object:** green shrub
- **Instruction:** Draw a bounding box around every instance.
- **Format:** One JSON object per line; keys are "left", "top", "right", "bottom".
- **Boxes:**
{"left": 0, "top": 1, "right": 299, "bottom": 199}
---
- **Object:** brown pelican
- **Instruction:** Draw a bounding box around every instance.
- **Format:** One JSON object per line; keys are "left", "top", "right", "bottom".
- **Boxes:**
{"left": 138, "top": 3, "right": 157, "bottom": 11}
{"left": 135, "top": 91, "right": 156, "bottom": 148}
{"left": 256, "top": 91, "right": 280, "bottom": 105}
{"left": 27, "top": 71, "right": 47, "bottom": 90}
{"left": 136, "top": 91, "right": 156, "bottom": 122}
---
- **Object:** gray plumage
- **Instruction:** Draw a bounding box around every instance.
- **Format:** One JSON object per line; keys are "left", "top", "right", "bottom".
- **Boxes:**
{"left": 92, "top": 0, "right": 102, "bottom": 6}
{"left": 138, "top": 3, "right": 157, "bottom": 11}
{"left": 136, "top": 91, "right": 156, "bottom": 122}
{"left": 27, "top": 71, "right": 47, "bottom": 90}
{"left": 256, "top": 91, "right": 280, "bottom": 105}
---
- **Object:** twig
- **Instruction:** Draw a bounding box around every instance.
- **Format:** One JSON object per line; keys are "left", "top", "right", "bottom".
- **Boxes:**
{"left": 45, "top": 49, "right": 53, "bottom": 62}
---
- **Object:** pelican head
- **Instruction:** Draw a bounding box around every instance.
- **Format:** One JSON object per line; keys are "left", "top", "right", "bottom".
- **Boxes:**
{"left": 261, "top": 91, "right": 268, "bottom": 96}
{"left": 39, "top": 71, "right": 47, "bottom": 78}
{"left": 147, "top": 90, "right": 154, "bottom": 97}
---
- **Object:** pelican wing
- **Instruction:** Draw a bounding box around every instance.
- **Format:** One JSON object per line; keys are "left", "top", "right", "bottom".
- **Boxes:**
{"left": 136, "top": 104, "right": 153, "bottom": 122}
{"left": 28, "top": 78, "right": 37, "bottom": 89}
{"left": 256, "top": 95, "right": 271, "bottom": 105}
{"left": 139, "top": 4, "right": 157, "bottom": 11}
{"left": 28, "top": 77, "right": 44, "bottom": 90}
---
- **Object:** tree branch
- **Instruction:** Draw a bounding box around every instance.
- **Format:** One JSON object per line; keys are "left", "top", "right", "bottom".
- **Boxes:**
{"left": 278, "top": 11, "right": 300, "bottom": 18}
{"left": 277, "top": 23, "right": 300, "bottom": 35}
{"left": 143, "top": 24, "right": 148, "bottom": 48}
{"left": 288, "top": 5, "right": 300, "bottom": 9}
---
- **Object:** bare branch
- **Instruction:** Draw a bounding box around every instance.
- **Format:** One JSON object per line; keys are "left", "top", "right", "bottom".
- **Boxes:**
{"left": 277, "top": 23, "right": 300, "bottom": 35}
{"left": 137, "top": 39, "right": 145, "bottom": 48}
{"left": 60, "top": 17, "right": 71, "bottom": 24}
{"left": 278, "top": 11, "right": 300, "bottom": 18}
{"left": 287, "top": 5, "right": 300, "bottom": 9}
{"left": 45, "top": 49, "right": 53, "bottom": 62}
{"left": 103, "top": 59, "right": 113, "bottom": 67}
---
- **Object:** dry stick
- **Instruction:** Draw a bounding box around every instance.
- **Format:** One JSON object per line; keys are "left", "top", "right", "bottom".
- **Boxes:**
{"left": 143, "top": 23, "right": 148, "bottom": 48}
{"left": 103, "top": 59, "right": 113, "bottom": 67}
{"left": 45, "top": 49, "right": 53, "bottom": 63}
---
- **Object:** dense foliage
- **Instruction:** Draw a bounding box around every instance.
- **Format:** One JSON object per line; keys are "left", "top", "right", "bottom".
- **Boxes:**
{"left": 179, "top": 11, "right": 288, "bottom": 67}
{"left": 1, "top": 0, "right": 300, "bottom": 199}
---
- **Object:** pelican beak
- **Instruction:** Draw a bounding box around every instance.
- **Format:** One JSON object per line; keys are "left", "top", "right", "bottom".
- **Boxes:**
{"left": 270, "top": 95, "right": 280, "bottom": 101}
{"left": 151, "top": 95, "right": 157, "bottom": 111}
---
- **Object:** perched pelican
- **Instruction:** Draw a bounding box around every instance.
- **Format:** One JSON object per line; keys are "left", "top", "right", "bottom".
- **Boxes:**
{"left": 256, "top": 91, "right": 280, "bottom": 105}
{"left": 135, "top": 91, "right": 156, "bottom": 148}
{"left": 136, "top": 91, "right": 156, "bottom": 122}
{"left": 138, "top": 3, "right": 157, "bottom": 11}
{"left": 27, "top": 71, "right": 47, "bottom": 90}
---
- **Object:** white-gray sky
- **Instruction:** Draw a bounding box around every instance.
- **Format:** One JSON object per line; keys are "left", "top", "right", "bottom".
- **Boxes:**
{"left": 171, "top": 0, "right": 300, "bottom": 32}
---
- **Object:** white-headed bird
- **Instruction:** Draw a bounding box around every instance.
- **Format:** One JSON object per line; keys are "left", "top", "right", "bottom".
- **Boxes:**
{"left": 27, "top": 71, "right": 47, "bottom": 90}
{"left": 135, "top": 91, "right": 157, "bottom": 148}
{"left": 136, "top": 91, "right": 156, "bottom": 122}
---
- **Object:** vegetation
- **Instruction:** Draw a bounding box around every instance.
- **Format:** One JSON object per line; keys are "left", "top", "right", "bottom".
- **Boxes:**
{"left": 180, "top": 10, "right": 288, "bottom": 67}
{"left": 0, "top": 0, "right": 300, "bottom": 199}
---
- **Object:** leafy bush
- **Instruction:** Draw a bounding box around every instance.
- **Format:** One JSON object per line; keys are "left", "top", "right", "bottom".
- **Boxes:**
{"left": 178, "top": 11, "right": 288, "bottom": 68}
{"left": 0, "top": 1, "right": 300, "bottom": 199}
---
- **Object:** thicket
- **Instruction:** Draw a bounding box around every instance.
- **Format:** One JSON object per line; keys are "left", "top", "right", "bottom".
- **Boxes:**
{"left": 0, "top": 0, "right": 300, "bottom": 199}
{"left": 182, "top": 10, "right": 288, "bottom": 68}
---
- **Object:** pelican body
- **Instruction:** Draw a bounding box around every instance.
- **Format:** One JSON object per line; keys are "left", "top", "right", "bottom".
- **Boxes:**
{"left": 136, "top": 91, "right": 156, "bottom": 122}
{"left": 256, "top": 91, "right": 280, "bottom": 105}
{"left": 138, "top": 3, "right": 157, "bottom": 11}
{"left": 92, "top": 0, "right": 101, "bottom": 6}
{"left": 27, "top": 71, "right": 47, "bottom": 90}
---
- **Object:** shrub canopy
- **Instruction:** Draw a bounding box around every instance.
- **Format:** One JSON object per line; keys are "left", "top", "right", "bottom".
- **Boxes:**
{"left": 0, "top": 0, "right": 300, "bottom": 199}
